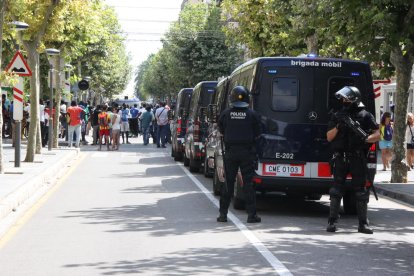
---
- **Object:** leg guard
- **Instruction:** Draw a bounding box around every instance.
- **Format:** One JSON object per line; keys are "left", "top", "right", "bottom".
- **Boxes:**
{"left": 356, "top": 200, "right": 373, "bottom": 234}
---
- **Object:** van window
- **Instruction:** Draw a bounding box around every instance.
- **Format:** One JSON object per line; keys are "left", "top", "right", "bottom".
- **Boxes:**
{"left": 271, "top": 77, "right": 298, "bottom": 111}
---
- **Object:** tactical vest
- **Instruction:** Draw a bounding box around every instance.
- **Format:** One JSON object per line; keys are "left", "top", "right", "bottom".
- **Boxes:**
{"left": 223, "top": 107, "right": 255, "bottom": 145}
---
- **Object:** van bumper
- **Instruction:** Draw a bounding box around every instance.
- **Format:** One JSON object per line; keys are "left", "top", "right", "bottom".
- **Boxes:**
{"left": 252, "top": 176, "right": 333, "bottom": 195}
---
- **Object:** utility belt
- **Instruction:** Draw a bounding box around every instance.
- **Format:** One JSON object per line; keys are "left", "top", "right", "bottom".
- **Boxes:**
{"left": 333, "top": 150, "right": 366, "bottom": 159}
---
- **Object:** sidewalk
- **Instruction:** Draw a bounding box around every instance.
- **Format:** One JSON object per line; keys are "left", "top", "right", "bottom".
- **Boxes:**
{"left": 0, "top": 137, "right": 80, "bottom": 230}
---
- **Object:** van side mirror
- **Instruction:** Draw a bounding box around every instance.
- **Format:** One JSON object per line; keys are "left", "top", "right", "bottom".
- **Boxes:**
{"left": 207, "top": 104, "right": 218, "bottom": 123}
{"left": 167, "top": 110, "right": 174, "bottom": 121}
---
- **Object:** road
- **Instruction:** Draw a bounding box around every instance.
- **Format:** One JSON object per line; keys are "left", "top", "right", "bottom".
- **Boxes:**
{"left": 0, "top": 141, "right": 413, "bottom": 275}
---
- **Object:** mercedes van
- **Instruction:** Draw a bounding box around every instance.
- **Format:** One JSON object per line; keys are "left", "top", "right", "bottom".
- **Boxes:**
{"left": 213, "top": 57, "right": 377, "bottom": 213}
{"left": 184, "top": 81, "right": 217, "bottom": 172}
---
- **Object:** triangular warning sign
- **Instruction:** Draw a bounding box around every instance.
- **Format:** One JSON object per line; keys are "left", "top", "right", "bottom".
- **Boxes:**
{"left": 5, "top": 51, "right": 32, "bottom": 77}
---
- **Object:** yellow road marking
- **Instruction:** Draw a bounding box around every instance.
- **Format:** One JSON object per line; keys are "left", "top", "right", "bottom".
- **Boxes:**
{"left": 0, "top": 152, "right": 87, "bottom": 249}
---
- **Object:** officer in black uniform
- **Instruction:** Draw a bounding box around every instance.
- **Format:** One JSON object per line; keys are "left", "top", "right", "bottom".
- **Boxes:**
{"left": 217, "top": 86, "right": 262, "bottom": 223}
{"left": 326, "top": 86, "right": 380, "bottom": 234}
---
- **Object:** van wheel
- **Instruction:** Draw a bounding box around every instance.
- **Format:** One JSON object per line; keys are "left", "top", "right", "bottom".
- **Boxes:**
{"left": 189, "top": 156, "right": 199, "bottom": 172}
{"left": 183, "top": 153, "right": 190, "bottom": 167}
{"left": 213, "top": 166, "right": 222, "bottom": 196}
{"left": 174, "top": 152, "right": 182, "bottom": 162}
{"left": 343, "top": 192, "right": 357, "bottom": 215}
{"left": 204, "top": 158, "right": 213, "bottom": 178}
{"left": 233, "top": 180, "right": 245, "bottom": 210}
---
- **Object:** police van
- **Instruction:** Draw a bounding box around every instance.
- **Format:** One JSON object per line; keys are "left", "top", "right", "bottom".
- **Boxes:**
{"left": 213, "top": 56, "right": 377, "bottom": 212}
{"left": 170, "top": 88, "right": 193, "bottom": 161}
{"left": 184, "top": 81, "right": 217, "bottom": 172}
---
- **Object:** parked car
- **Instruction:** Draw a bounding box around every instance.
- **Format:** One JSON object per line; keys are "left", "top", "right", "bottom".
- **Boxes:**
{"left": 184, "top": 81, "right": 218, "bottom": 172}
{"left": 210, "top": 56, "right": 377, "bottom": 213}
{"left": 170, "top": 88, "right": 193, "bottom": 161}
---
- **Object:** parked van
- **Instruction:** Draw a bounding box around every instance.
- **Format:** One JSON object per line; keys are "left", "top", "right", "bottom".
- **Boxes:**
{"left": 204, "top": 78, "right": 230, "bottom": 193}
{"left": 212, "top": 57, "right": 377, "bottom": 213}
{"left": 170, "top": 88, "right": 193, "bottom": 161}
{"left": 184, "top": 81, "right": 218, "bottom": 172}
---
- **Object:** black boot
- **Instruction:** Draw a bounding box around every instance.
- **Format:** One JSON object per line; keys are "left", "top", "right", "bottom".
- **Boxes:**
{"left": 217, "top": 214, "right": 227, "bottom": 222}
{"left": 247, "top": 214, "right": 261, "bottom": 223}
{"left": 357, "top": 201, "right": 373, "bottom": 234}
{"left": 327, "top": 218, "right": 337, "bottom": 232}
{"left": 327, "top": 196, "right": 341, "bottom": 232}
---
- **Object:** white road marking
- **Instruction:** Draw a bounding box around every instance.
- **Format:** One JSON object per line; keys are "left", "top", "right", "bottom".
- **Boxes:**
{"left": 178, "top": 163, "right": 293, "bottom": 276}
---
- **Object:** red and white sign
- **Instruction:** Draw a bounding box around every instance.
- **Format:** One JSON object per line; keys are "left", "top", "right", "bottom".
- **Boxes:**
{"left": 5, "top": 51, "right": 32, "bottom": 77}
{"left": 13, "top": 78, "right": 24, "bottom": 120}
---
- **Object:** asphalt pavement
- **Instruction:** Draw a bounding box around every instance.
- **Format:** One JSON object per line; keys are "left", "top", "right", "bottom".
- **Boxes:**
{"left": 0, "top": 136, "right": 413, "bottom": 232}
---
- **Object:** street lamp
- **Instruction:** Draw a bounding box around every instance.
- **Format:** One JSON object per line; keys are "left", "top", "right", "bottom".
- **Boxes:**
{"left": 45, "top": 48, "right": 60, "bottom": 151}
{"left": 9, "top": 21, "right": 29, "bottom": 168}
{"left": 64, "top": 64, "right": 73, "bottom": 101}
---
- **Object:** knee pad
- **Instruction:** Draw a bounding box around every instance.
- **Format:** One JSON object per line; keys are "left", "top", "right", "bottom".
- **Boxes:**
{"left": 355, "top": 188, "right": 370, "bottom": 202}
{"left": 329, "top": 186, "right": 342, "bottom": 199}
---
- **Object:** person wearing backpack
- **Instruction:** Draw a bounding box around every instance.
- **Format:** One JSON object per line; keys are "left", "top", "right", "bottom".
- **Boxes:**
{"left": 98, "top": 105, "right": 111, "bottom": 151}
{"left": 379, "top": 112, "right": 393, "bottom": 171}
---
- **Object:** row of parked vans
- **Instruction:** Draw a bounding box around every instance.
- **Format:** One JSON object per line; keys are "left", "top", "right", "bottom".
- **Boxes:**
{"left": 169, "top": 56, "right": 378, "bottom": 214}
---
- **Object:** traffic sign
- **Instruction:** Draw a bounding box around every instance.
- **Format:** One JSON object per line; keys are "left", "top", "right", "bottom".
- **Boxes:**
{"left": 13, "top": 78, "right": 24, "bottom": 120}
{"left": 5, "top": 51, "right": 32, "bottom": 77}
{"left": 78, "top": 79, "right": 89, "bottom": 91}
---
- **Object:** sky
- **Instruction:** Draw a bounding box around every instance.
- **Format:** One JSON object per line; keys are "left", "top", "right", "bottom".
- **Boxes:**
{"left": 104, "top": 0, "right": 184, "bottom": 98}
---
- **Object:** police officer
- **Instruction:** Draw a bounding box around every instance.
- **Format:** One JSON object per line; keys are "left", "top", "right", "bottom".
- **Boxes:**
{"left": 326, "top": 86, "right": 380, "bottom": 234}
{"left": 217, "top": 86, "right": 262, "bottom": 223}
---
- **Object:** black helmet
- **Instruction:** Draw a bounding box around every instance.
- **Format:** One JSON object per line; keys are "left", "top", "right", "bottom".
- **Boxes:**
{"left": 335, "top": 86, "right": 361, "bottom": 103}
{"left": 230, "top": 86, "right": 250, "bottom": 108}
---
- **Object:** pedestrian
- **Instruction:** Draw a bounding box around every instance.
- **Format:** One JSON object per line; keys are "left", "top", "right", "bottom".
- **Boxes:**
{"left": 120, "top": 104, "right": 130, "bottom": 144}
{"left": 326, "top": 86, "right": 380, "bottom": 234}
{"left": 60, "top": 100, "right": 67, "bottom": 140}
{"left": 406, "top": 112, "right": 414, "bottom": 170}
{"left": 379, "top": 112, "right": 393, "bottom": 171}
{"left": 39, "top": 99, "right": 47, "bottom": 147}
{"left": 98, "top": 105, "right": 111, "bottom": 151}
{"left": 66, "top": 100, "right": 84, "bottom": 148}
{"left": 216, "top": 86, "right": 262, "bottom": 224}
{"left": 155, "top": 102, "right": 169, "bottom": 148}
{"left": 139, "top": 105, "right": 155, "bottom": 145}
{"left": 111, "top": 106, "right": 121, "bottom": 150}
{"left": 91, "top": 105, "right": 101, "bottom": 145}
{"left": 129, "top": 103, "right": 139, "bottom": 137}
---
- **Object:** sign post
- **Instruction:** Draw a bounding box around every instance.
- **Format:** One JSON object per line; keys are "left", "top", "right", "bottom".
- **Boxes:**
{"left": 5, "top": 51, "right": 32, "bottom": 167}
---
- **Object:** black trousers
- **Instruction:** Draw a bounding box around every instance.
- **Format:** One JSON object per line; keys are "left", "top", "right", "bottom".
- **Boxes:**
{"left": 220, "top": 145, "right": 257, "bottom": 217}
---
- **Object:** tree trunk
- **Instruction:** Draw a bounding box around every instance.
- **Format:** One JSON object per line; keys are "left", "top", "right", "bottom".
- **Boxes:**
{"left": 24, "top": 44, "right": 41, "bottom": 162}
{"left": 53, "top": 57, "right": 62, "bottom": 148}
{"left": 390, "top": 48, "right": 414, "bottom": 183}
{"left": 0, "top": 0, "right": 5, "bottom": 174}
{"left": 305, "top": 33, "right": 318, "bottom": 55}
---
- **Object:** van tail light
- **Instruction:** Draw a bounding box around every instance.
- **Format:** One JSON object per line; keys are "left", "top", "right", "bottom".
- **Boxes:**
{"left": 252, "top": 177, "right": 262, "bottom": 184}
{"left": 177, "top": 119, "right": 182, "bottom": 136}
{"left": 194, "top": 120, "right": 200, "bottom": 142}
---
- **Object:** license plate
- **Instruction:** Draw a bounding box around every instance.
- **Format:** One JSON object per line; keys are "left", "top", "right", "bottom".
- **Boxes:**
{"left": 263, "top": 163, "right": 305, "bottom": 177}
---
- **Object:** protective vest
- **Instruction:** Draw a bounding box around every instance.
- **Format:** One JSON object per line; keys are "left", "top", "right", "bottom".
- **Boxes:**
{"left": 219, "top": 107, "right": 258, "bottom": 145}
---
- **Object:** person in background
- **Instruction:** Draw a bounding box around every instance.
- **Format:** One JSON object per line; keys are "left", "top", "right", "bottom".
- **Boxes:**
{"left": 60, "top": 100, "right": 67, "bottom": 140}
{"left": 66, "top": 100, "right": 84, "bottom": 148}
{"left": 39, "top": 99, "right": 46, "bottom": 147}
{"left": 91, "top": 105, "right": 101, "bottom": 145}
{"left": 155, "top": 102, "right": 169, "bottom": 148}
{"left": 129, "top": 103, "right": 139, "bottom": 137}
{"left": 98, "top": 105, "right": 111, "bottom": 151}
{"left": 406, "top": 113, "right": 414, "bottom": 170}
{"left": 139, "top": 105, "right": 155, "bottom": 145}
{"left": 120, "top": 104, "right": 130, "bottom": 144}
{"left": 379, "top": 112, "right": 393, "bottom": 171}
{"left": 111, "top": 106, "right": 121, "bottom": 150}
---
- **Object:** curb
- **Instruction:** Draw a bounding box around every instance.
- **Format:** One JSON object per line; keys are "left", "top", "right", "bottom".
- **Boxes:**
{"left": 375, "top": 185, "right": 414, "bottom": 206}
{"left": 0, "top": 149, "right": 79, "bottom": 222}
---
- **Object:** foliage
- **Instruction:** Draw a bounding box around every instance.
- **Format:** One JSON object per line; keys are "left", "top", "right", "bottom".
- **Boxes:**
{"left": 135, "top": 3, "right": 244, "bottom": 101}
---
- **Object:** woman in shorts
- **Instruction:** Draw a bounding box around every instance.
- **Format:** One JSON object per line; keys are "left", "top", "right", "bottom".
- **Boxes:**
{"left": 379, "top": 112, "right": 393, "bottom": 170}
